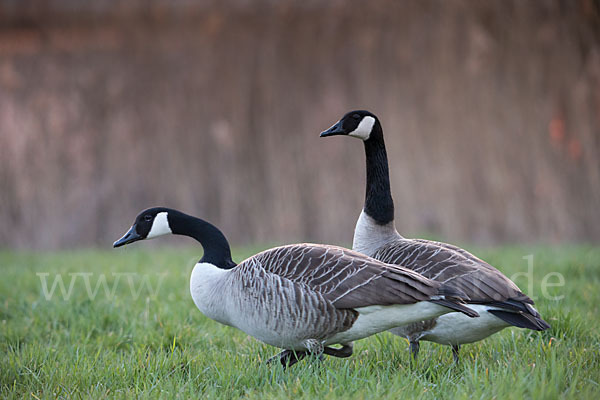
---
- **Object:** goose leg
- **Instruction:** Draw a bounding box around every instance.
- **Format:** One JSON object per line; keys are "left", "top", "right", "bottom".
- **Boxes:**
{"left": 409, "top": 341, "right": 420, "bottom": 360}
{"left": 268, "top": 339, "right": 331, "bottom": 369}
{"left": 267, "top": 349, "right": 307, "bottom": 369}
{"left": 452, "top": 344, "right": 460, "bottom": 363}
{"left": 304, "top": 339, "right": 326, "bottom": 362}
{"left": 323, "top": 343, "right": 354, "bottom": 358}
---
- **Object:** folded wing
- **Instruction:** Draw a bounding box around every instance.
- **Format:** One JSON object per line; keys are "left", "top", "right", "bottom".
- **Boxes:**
{"left": 248, "top": 244, "right": 469, "bottom": 310}
{"left": 373, "top": 238, "right": 549, "bottom": 328}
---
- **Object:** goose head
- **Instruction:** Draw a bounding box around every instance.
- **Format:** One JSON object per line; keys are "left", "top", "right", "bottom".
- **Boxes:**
{"left": 320, "top": 110, "right": 381, "bottom": 141}
{"left": 113, "top": 207, "right": 236, "bottom": 269}
{"left": 113, "top": 207, "right": 173, "bottom": 247}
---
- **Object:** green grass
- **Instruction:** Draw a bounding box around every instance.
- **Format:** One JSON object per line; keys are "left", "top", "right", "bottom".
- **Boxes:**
{"left": 1, "top": 245, "right": 599, "bottom": 399}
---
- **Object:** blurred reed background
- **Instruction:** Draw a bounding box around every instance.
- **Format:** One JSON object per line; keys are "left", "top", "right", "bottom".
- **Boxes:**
{"left": 0, "top": 0, "right": 599, "bottom": 249}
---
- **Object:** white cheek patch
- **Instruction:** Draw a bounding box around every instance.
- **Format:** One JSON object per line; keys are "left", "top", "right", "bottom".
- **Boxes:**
{"left": 348, "top": 116, "right": 375, "bottom": 140}
{"left": 147, "top": 212, "right": 172, "bottom": 239}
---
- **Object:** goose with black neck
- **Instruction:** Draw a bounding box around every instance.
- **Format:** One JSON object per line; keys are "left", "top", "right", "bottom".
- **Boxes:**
{"left": 114, "top": 207, "right": 479, "bottom": 367}
{"left": 321, "top": 110, "right": 550, "bottom": 362}
{"left": 322, "top": 112, "right": 398, "bottom": 256}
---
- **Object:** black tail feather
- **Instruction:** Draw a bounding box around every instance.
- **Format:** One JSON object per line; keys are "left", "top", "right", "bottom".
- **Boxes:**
{"left": 480, "top": 300, "right": 541, "bottom": 318}
{"left": 432, "top": 282, "right": 479, "bottom": 318}
{"left": 429, "top": 299, "right": 480, "bottom": 318}
{"left": 436, "top": 284, "right": 471, "bottom": 302}
{"left": 488, "top": 309, "right": 550, "bottom": 331}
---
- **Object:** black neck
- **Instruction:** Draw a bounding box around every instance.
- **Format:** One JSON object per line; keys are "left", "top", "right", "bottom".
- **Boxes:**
{"left": 168, "top": 210, "right": 237, "bottom": 269}
{"left": 363, "top": 123, "right": 395, "bottom": 225}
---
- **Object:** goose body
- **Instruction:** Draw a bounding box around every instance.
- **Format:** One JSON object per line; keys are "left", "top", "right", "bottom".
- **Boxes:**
{"left": 190, "top": 247, "right": 464, "bottom": 350}
{"left": 114, "top": 207, "right": 478, "bottom": 366}
{"left": 321, "top": 110, "right": 550, "bottom": 360}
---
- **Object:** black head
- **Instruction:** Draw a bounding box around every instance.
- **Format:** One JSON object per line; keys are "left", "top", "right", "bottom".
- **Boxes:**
{"left": 113, "top": 207, "right": 173, "bottom": 248}
{"left": 320, "top": 110, "right": 381, "bottom": 141}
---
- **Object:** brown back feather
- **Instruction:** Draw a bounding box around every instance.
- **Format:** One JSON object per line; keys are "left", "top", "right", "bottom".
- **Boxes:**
{"left": 248, "top": 244, "right": 444, "bottom": 309}
{"left": 373, "top": 239, "right": 531, "bottom": 304}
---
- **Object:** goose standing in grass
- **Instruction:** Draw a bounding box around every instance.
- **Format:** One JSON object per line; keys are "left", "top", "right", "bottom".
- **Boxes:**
{"left": 320, "top": 110, "right": 550, "bottom": 362}
{"left": 114, "top": 207, "right": 479, "bottom": 367}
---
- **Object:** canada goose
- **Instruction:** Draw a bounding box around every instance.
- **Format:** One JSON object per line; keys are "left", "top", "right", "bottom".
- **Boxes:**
{"left": 114, "top": 207, "right": 479, "bottom": 367}
{"left": 320, "top": 110, "right": 550, "bottom": 362}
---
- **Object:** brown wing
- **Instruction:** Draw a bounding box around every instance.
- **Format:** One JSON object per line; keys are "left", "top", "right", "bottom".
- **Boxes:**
{"left": 245, "top": 244, "right": 444, "bottom": 309}
{"left": 373, "top": 239, "right": 532, "bottom": 304}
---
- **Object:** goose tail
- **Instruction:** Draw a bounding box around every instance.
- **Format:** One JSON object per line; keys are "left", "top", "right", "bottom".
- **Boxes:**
{"left": 481, "top": 300, "right": 551, "bottom": 331}
{"left": 487, "top": 309, "right": 550, "bottom": 330}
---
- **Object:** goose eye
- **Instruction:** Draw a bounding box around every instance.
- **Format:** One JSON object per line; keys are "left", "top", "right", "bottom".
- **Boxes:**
{"left": 144, "top": 215, "right": 153, "bottom": 222}
{"left": 352, "top": 114, "right": 360, "bottom": 120}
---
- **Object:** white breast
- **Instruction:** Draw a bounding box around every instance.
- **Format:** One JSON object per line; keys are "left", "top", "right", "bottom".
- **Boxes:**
{"left": 352, "top": 210, "right": 400, "bottom": 257}
{"left": 190, "top": 262, "right": 232, "bottom": 326}
{"left": 189, "top": 262, "right": 322, "bottom": 350}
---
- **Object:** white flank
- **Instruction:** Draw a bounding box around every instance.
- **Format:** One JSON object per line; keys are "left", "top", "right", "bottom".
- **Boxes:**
{"left": 353, "top": 210, "right": 400, "bottom": 256}
{"left": 423, "top": 305, "right": 510, "bottom": 345}
{"left": 326, "top": 301, "right": 451, "bottom": 345}
{"left": 147, "top": 212, "right": 172, "bottom": 239}
{"left": 389, "top": 304, "right": 511, "bottom": 345}
{"left": 348, "top": 116, "right": 376, "bottom": 140}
